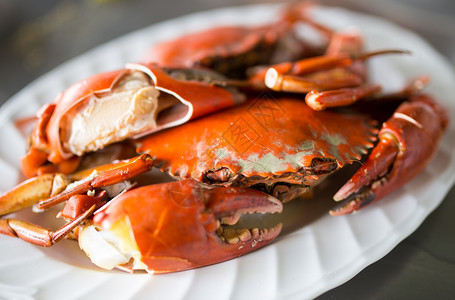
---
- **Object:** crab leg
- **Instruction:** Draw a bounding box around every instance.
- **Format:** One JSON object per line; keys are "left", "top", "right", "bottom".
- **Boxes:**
{"left": 21, "top": 103, "right": 83, "bottom": 177}
{"left": 281, "top": 1, "right": 334, "bottom": 38}
{"left": 305, "top": 84, "right": 382, "bottom": 111}
{"left": 265, "top": 68, "right": 363, "bottom": 93}
{"left": 0, "top": 174, "right": 58, "bottom": 216}
{"left": 265, "top": 49, "right": 410, "bottom": 79}
{"left": 36, "top": 154, "right": 154, "bottom": 210}
{"left": 0, "top": 154, "right": 153, "bottom": 246}
{"left": 263, "top": 49, "right": 409, "bottom": 95}
{"left": 0, "top": 205, "right": 95, "bottom": 247}
{"left": 330, "top": 93, "right": 448, "bottom": 215}
{"left": 305, "top": 76, "right": 431, "bottom": 112}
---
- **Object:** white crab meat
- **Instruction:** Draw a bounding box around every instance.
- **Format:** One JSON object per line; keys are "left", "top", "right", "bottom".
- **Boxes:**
{"left": 64, "top": 71, "right": 181, "bottom": 156}
{"left": 79, "top": 222, "right": 146, "bottom": 271}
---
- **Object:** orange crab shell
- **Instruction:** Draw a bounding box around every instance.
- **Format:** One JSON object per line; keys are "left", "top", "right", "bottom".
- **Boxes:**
{"left": 32, "top": 63, "right": 243, "bottom": 167}
{"left": 144, "top": 2, "right": 334, "bottom": 76}
{"left": 145, "top": 25, "right": 282, "bottom": 71}
{"left": 137, "top": 96, "right": 378, "bottom": 185}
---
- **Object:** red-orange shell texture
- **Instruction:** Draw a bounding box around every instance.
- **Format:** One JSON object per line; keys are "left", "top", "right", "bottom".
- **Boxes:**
{"left": 137, "top": 96, "right": 378, "bottom": 180}
{"left": 374, "top": 95, "right": 447, "bottom": 200}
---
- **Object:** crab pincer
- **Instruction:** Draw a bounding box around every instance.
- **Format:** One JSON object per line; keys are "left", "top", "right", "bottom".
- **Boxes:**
{"left": 80, "top": 179, "right": 283, "bottom": 274}
{"left": 330, "top": 93, "right": 449, "bottom": 215}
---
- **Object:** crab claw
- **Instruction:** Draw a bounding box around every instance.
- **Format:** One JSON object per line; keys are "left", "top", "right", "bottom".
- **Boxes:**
{"left": 331, "top": 93, "right": 448, "bottom": 215}
{"left": 80, "top": 179, "right": 283, "bottom": 274}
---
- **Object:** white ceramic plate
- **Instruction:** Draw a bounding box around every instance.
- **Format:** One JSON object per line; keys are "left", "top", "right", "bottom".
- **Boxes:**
{"left": 0, "top": 4, "right": 454, "bottom": 300}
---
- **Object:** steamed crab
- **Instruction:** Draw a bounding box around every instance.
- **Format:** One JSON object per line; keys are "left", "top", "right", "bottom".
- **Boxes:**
{"left": 0, "top": 3, "right": 448, "bottom": 274}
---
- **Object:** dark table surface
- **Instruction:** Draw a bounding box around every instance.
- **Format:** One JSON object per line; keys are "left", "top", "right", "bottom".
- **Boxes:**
{"left": 0, "top": 0, "right": 454, "bottom": 299}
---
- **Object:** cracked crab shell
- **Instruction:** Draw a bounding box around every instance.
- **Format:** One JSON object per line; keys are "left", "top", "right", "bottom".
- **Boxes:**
{"left": 137, "top": 96, "right": 378, "bottom": 183}
{"left": 42, "top": 63, "right": 242, "bottom": 164}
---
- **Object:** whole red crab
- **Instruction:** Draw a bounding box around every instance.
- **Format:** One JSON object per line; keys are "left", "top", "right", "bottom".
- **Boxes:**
{"left": 0, "top": 3, "right": 448, "bottom": 274}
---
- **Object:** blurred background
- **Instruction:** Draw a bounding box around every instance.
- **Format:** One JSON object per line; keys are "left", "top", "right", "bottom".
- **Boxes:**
{"left": 0, "top": 0, "right": 454, "bottom": 104}
{"left": 0, "top": 0, "right": 454, "bottom": 298}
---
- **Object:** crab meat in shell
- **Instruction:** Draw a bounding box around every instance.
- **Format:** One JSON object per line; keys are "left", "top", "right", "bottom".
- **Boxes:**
{"left": 28, "top": 63, "right": 243, "bottom": 172}
{"left": 63, "top": 71, "right": 181, "bottom": 156}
